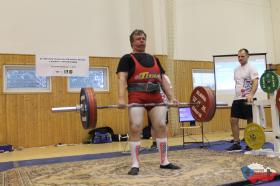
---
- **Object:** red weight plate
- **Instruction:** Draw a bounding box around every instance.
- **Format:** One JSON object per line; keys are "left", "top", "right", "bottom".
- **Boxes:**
{"left": 85, "top": 88, "right": 97, "bottom": 129}
{"left": 80, "top": 88, "right": 89, "bottom": 129}
{"left": 201, "top": 88, "right": 213, "bottom": 121}
{"left": 205, "top": 88, "right": 216, "bottom": 121}
{"left": 276, "top": 88, "right": 280, "bottom": 112}
{"left": 190, "top": 86, "right": 216, "bottom": 122}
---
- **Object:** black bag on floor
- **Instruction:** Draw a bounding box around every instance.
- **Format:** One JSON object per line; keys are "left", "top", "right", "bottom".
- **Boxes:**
{"left": 88, "top": 126, "right": 114, "bottom": 144}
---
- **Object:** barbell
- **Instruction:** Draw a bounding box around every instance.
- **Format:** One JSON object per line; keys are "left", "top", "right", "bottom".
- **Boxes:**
{"left": 244, "top": 80, "right": 280, "bottom": 150}
{"left": 245, "top": 70, "right": 280, "bottom": 150}
{"left": 51, "top": 86, "right": 227, "bottom": 129}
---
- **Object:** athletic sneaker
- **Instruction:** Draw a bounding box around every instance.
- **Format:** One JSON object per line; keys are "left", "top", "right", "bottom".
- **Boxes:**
{"left": 226, "top": 143, "right": 242, "bottom": 152}
{"left": 128, "top": 167, "right": 139, "bottom": 175}
{"left": 160, "top": 163, "right": 181, "bottom": 169}
{"left": 230, "top": 138, "right": 245, "bottom": 143}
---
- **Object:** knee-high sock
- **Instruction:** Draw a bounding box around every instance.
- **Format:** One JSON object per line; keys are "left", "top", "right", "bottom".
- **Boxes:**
{"left": 156, "top": 138, "right": 170, "bottom": 165}
{"left": 129, "top": 141, "right": 140, "bottom": 168}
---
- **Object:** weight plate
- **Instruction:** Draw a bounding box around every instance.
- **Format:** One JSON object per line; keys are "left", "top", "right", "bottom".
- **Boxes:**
{"left": 244, "top": 123, "right": 265, "bottom": 150}
{"left": 260, "top": 71, "right": 279, "bottom": 93}
{"left": 190, "top": 86, "right": 216, "bottom": 122}
{"left": 276, "top": 88, "right": 280, "bottom": 112}
{"left": 80, "top": 88, "right": 97, "bottom": 129}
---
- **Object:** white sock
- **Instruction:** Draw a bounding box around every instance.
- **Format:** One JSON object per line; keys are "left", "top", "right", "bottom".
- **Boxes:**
{"left": 129, "top": 141, "right": 140, "bottom": 168}
{"left": 156, "top": 138, "right": 170, "bottom": 165}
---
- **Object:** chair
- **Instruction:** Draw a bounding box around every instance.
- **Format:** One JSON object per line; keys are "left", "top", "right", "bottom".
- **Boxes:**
{"left": 180, "top": 121, "right": 209, "bottom": 148}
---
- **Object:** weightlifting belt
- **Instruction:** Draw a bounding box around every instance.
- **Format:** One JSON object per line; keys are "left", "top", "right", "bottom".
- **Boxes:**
{"left": 127, "top": 82, "right": 161, "bottom": 93}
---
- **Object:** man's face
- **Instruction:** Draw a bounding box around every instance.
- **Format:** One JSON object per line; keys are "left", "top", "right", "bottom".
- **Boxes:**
{"left": 238, "top": 50, "right": 249, "bottom": 65}
{"left": 131, "top": 34, "right": 146, "bottom": 52}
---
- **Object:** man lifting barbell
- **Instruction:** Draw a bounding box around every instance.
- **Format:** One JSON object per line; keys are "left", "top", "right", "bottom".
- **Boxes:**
{"left": 51, "top": 30, "right": 221, "bottom": 175}
{"left": 226, "top": 48, "right": 259, "bottom": 152}
{"left": 116, "top": 29, "right": 181, "bottom": 175}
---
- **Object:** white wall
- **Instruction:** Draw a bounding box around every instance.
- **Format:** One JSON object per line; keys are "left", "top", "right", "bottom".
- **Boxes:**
{"left": 0, "top": 0, "right": 167, "bottom": 57}
{"left": 128, "top": 0, "right": 168, "bottom": 55}
{"left": 174, "top": 0, "right": 276, "bottom": 63}
{"left": 270, "top": 0, "right": 280, "bottom": 64}
{"left": 0, "top": 0, "right": 278, "bottom": 63}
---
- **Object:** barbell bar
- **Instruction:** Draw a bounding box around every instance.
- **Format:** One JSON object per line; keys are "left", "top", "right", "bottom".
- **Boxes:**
{"left": 51, "top": 86, "right": 226, "bottom": 129}
{"left": 52, "top": 106, "right": 81, "bottom": 112}
{"left": 51, "top": 102, "right": 197, "bottom": 112}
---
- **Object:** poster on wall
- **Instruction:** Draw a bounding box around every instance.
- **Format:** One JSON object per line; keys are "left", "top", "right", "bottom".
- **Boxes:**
{"left": 36, "top": 55, "right": 89, "bottom": 77}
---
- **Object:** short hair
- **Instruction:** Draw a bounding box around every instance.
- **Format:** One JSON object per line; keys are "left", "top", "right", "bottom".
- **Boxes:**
{"left": 238, "top": 48, "right": 249, "bottom": 55}
{"left": 129, "top": 29, "right": 147, "bottom": 45}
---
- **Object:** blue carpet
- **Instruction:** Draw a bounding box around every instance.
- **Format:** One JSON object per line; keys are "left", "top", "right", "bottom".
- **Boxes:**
{"left": 0, "top": 140, "right": 274, "bottom": 172}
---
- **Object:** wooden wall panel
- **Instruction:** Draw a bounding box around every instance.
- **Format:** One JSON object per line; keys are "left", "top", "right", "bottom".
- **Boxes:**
{"left": 275, "top": 64, "right": 280, "bottom": 75}
{"left": 0, "top": 54, "right": 130, "bottom": 147}
{"left": 0, "top": 54, "right": 274, "bottom": 147}
{"left": 0, "top": 63, "right": 7, "bottom": 144}
{"left": 173, "top": 60, "right": 212, "bottom": 103}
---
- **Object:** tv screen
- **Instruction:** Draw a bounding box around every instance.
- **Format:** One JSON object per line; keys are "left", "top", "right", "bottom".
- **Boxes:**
{"left": 178, "top": 107, "right": 195, "bottom": 122}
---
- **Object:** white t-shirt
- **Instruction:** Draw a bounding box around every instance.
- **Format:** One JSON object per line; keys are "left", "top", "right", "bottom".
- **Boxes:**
{"left": 234, "top": 63, "right": 259, "bottom": 100}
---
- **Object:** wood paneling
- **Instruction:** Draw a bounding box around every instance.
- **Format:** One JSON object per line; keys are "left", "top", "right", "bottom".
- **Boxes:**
{"left": 276, "top": 64, "right": 280, "bottom": 75}
{"left": 0, "top": 54, "right": 130, "bottom": 147}
{"left": 0, "top": 54, "right": 274, "bottom": 147}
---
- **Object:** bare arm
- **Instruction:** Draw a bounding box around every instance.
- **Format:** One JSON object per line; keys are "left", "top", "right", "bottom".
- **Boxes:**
{"left": 118, "top": 72, "right": 128, "bottom": 107}
{"left": 161, "top": 74, "right": 178, "bottom": 103}
{"left": 250, "top": 78, "right": 259, "bottom": 95}
{"left": 247, "top": 78, "right": 258, "bottom": 102}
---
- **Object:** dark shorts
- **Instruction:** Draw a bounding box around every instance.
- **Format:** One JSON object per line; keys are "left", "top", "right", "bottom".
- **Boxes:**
{"left": 231, "top": 99, "right": 252, "bottom": 120}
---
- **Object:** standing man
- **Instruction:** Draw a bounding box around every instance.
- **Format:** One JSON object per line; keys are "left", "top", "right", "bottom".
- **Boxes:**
{"left": 117, "top": 29, "right": 180, "bottom": 175}
{"left": 226, "top": 48, "right": 259, "bottom": 152}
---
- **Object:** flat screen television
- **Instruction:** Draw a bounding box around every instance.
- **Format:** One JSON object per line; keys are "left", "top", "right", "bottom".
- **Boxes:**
{"left": 178, "top": 107, "right": 195, "bottom": 125}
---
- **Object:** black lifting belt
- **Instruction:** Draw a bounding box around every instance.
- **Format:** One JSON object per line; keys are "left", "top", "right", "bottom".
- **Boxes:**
{"left": 127, "top": 82, "right": 161, "bottom": 93}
